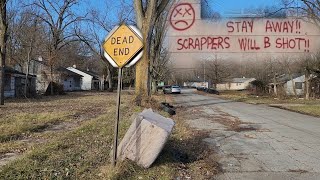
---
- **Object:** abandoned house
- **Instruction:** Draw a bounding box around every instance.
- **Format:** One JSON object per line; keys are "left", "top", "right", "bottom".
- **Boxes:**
{"left": 67, "top": 66, "right": 101, "bottom": 91}
{"left": 268, "top": 74, "right": 320, "bottom": 97}
{"left": 4, "top": 67, "right": 36, "bottom": 98}
{"left": 29, "top": 59, "right": 83, "bottom": 93}
{"left": 216, "top": 78, "right": 256, "bottom": 91}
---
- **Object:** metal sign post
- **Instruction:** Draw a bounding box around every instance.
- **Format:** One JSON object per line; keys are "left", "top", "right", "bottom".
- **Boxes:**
{"left": 102, "top": 24, "right": 143, "bottom": 167}
{"left": 112, "top": 67, "right": 122, "bottom": 166}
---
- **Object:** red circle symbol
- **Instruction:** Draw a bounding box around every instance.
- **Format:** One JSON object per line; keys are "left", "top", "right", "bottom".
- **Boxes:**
{"left": 170, "top": 3, "right": 195, "bottom": 31}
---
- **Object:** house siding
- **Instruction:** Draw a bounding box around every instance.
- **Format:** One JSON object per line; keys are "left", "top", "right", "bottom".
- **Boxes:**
{"left": 4, "top": 76, "right": 15, "bottom": 98}
{"left": 4, "top": 73, "right": 36, "bottom": 98}
{"left": 285, "top": 75, "right": 305, "bottom": 96}
{"left": 216, "top": 78, "right": 255, "bottom": 91}
{"left": 62, "top": 77, "right": 81, "bottom": 91}
{"left": 66, "top": 67, "right": 94, "bottom": 90}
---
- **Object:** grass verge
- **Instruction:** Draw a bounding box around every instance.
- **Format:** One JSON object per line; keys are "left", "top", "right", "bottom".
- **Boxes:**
{"left": 218, "top": 91, "right": 320, "bottom": 117}
{"left": 285, "top": 105, "right": 320, "bottom": 117}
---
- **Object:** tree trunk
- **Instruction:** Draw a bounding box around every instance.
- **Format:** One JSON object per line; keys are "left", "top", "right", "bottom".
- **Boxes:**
{"left": 305, "top": 71, "right": 310, "bottom": 100}
{"left": 0, "top": 0, "right": 7, "bottom": 105}
{"left": 24, "top": 47, "right": 32, "bottom": 97}
{"left": 50, "top": 65, "right": 54, "bottom": 95}
{"left": 151, "top": 80, "right": 157, "bottom": 94}
{"left": 273, "top": 74, "right": 278, "bottom": 96}
{"left": 107, "top": 66, "right": 113, "bottom": 91}
{"left": 134, "top": 0, "right": 156, "bottom": 99}
{"left": 135, "top": 35, "right": 149, "bottom": 97}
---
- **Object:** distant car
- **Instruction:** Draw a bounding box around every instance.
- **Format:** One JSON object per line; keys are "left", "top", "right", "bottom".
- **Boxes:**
{"left": 206, "top": 88, "right": 220, "bottom": 95}
{"left": 163, "top": 85, "right": 172, "bottom": 94}
{"left": 196, "top": 86, "right": 206, "bottom": 91}
{"left": 171, "top": 85, "right": 181, "bottom": 94}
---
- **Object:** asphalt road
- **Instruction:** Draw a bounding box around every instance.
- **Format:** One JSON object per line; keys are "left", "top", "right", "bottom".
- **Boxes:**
{"left": 172, "top": 89, "right": 320, "bottom": 180}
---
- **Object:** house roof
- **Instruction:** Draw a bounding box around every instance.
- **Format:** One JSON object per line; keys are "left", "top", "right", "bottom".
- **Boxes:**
{"left": 276, "top": 73, "right": 303, "bottom": 83}
{"left": 31, "top": 59, "right": 48, "bottom": 66}
{"left": 220, "top": 78, "right": 255, "bottom": 84}
{"left": 231, "top": 78, "right": 255, "bottom": 83}
{"left": 81, "top": 69, "right": 100, "bottom": 78}
{"left": 67, "top": 67, "right": 100, "bottom": 80}
{"left": 56, "top": 67, "right": 83, "bottom": 77}
{"left": 4, "top": 67, "right": 36, "bottom": 77}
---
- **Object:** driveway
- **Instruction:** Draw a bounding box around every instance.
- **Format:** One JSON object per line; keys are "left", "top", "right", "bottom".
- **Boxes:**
{"left": 172, "top": 89, "right": 320, "bottom": 180}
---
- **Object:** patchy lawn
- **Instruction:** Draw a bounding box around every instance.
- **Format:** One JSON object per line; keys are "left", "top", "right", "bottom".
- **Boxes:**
{"left": 284, "top": 105, "right": 320, "bottom": 117}
{"left": 219, "top": 91, "right": 320, "bottom": 117}
{"left": 0, "top": 92, "right": 218, "bottom": 179}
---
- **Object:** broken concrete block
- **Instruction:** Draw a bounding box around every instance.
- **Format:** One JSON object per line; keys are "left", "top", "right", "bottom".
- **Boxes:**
{"left": 117, "top": 109, "right": 175, "bottom": 168}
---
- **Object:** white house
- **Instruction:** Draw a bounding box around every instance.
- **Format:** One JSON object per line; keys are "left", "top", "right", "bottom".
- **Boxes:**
{"left": 56, "top": 68, "right": 83, "bottom": 92}
{"left": 276, "top": 74, "right": 318, "bottom": 96}
{"left": 283, "top": 75, "right": 305, "bottom": 96}
{"left": 29, "top": 60, "right": 83, "bottom": 93}
{"left": 216, "top": 78, "right": 256, "bottom": 91}
{"left": 184, "top": 81, "right": 209, "bottom": 88}
{"left": 67, "top": 66, "right": 100, "bottom": 91}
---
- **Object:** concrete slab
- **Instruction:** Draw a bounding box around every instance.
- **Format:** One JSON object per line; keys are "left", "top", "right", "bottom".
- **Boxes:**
{"left": 117, "top": 109, "right": 175, "bottom": 168}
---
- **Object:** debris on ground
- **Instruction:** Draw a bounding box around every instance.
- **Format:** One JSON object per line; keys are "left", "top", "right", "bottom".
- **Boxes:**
{"left": 117, "top": 109, "right": 175, "bottom": 168}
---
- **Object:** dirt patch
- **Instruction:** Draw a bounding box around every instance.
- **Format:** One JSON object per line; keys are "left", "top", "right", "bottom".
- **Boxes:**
{"left": 0, "top": 153, "right": 21, "bottom": 168}
{"left": 166, "top": 105, "right": 222, "bottom": 179}
{"left": 196, "top": 107, "right": 266, "bottom": 133}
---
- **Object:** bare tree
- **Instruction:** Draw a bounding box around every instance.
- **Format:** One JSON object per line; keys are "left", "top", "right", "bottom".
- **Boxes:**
{"left": 134, "top": 0, "right": 170, "bottom": 99}
{"left": 277, "top": 57, "right": 298, "bottom": 97}
{"left": 30, "top": 0, "right": 85, "bottom": 95}
{"left": 299, "top": 54, "right": 320, "bottom": 99}
{"left": 75, "top": 1, "right": 134, "bottom": 91}
{"left": 8, "top": 9, "right": 40, "bottom": 96}
{"left": 0, "top": 0, "right": 7, "bottom": 105}
{"left": 149, "top": 3, "right": 172, "bottom": 94}
{"left": 280, "top": 0, "right": 320, "bottom": 26}
{"left": 205, "top": 56, "right": 231, "bottom": 89}
{"left": 300, "top": 0, "right": 320, "bottom": 26}
{"left": 75, "top": 20, "right": 114, "bottom": 90}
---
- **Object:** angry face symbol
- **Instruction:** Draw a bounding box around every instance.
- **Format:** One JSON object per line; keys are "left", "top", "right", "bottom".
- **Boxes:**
{"left": 170, "top": 3, "right": 195, "bottom": 31}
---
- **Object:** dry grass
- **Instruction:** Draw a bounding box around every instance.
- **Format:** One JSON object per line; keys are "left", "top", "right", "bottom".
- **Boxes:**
{"left": 286, "top": 105, "right": 320, "bottom": 117}
{"left": 0, "top": 92, "right": 219, "bottom": 179}
{"left": 0, "top": 112, "right": 70, "bottom": 143}
{"left": 219, "top": 91, "right": 320, "bottom": 116}
{"left": 0, "top": 92, "right": 133, "bottom": 179}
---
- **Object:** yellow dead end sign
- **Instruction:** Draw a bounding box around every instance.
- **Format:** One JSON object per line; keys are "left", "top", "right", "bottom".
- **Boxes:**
{"left": 102, "top": 24, "right": 144, "bottom": 167}
{"left": 103, "top": 24, "right": 143, "bottom": 68}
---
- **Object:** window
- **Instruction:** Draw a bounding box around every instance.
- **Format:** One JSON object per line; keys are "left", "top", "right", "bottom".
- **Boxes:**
{"left": 295, "top": 82, "right": 303, "bottom": 89}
